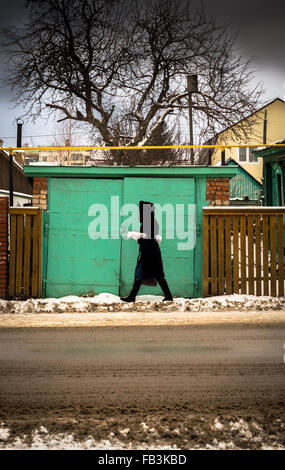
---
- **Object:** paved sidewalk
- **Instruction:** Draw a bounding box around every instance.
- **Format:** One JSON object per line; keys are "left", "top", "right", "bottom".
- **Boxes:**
{"left": 1, "top": 309, "right": 285, "bottom": 327}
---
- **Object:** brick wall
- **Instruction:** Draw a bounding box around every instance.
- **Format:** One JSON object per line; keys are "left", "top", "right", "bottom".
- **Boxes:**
{"left": 206, "top": 178, "right": 230, "bottom": 206}
{"left": 33, "top": 177, "right": 48, "bottom": 210}
{"left": 0, "top": 196, "right": 8, "bottom": 299}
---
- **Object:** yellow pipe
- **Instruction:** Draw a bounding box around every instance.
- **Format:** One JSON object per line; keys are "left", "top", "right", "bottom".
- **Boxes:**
{"left": 2, "top": 144, "right": 285, "bottom": 151}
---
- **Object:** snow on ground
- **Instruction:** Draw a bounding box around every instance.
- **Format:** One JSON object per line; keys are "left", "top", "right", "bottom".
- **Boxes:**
{"left": 1, "top": 293, "right": 285, "bottom": 327}
{"left": 0, "top": 419, "right": 284, "bottom": 450}
{"left": 1, "top": 293, "right": 285, "bottom": 315}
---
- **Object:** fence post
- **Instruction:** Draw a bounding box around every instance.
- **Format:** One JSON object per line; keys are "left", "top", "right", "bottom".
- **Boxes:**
{"left": 0, "top": 196, "right": 8, "bottom": 299}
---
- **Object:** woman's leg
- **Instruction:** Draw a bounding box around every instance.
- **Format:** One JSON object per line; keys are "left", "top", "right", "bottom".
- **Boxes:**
{"left": 120, "top": 277, "right": 142, "bottom": 302}
{"left": 157, "top": 277, "right": 173, "bottom": 301}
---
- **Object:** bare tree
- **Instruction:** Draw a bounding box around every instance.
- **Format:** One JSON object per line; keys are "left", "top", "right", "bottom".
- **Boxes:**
{"left": 113, "top": 120, "right": 186, "bottom": 165}
{"left": 51, "top": 117, "right": 77, "bottom": 164}
{"left": 1, "top": 0, "right": 263, "bottom": 162}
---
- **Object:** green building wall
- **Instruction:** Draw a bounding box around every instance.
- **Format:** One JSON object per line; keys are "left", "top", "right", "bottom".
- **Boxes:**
{"left": 226, "top": 160, "right": 262, "bottom": 202}
{"left": 254, "top": 145, "right": 285, "bottom": 206}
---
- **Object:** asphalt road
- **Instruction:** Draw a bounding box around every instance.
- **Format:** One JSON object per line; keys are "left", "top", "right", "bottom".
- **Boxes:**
{"left": 0, "top": 323, "right": 285, "bottom": 448}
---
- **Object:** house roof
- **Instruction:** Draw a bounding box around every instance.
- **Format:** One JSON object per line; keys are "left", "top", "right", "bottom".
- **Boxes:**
{"left": 215, "top": 157, "right": 262, "bottom": 186}
{"left": 0, "top": 149, "right": 33, "bottom": 195}
{"left": 213, "top": 154, "right": 262, "bottom": 184}
{"left": 204, "top": 97, "right": 285, "bottom": 144}
{"left": 24, "top": 164, "right": 238, "bottom": 179}
{"left": 255, "top": 137, "right": 285, "bottom": 152}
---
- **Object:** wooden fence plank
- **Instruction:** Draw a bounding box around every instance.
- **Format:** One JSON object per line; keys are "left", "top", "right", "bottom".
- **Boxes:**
{"left": 263, "top": 215, "right": 269, "bottom": 296}
{"left": 277, "top": 215, "right": 284, "bottom": 297}
{"left": 247, "top": 215, "right": 254, "bottom": 295}
{"left": 218, "top": 216, "right": 225, "bottom": 295}
{"left": 255, "top": 216, "right": 261, "bottom": 296}
{"left": 225, "top": 216, "right": 232, "bottom": 294}
{"left": 8, "top": 214, "right": 17, "bottom": 297}
{"left": 233, "top": 216, "right": 239, "bottom": 293}
{"left": 203, "top": 208, "right": 285, "bottom": 298}
{"left": 23, "top": 215, "right": 32, "bottom": 297}
{"left": 270, "top": 215, "right": 277, "bottom": 297}
{"left": 203, "top": 208, "right": 285, "bottom": 215}
{"left": 8, "top": 208, "right": 42, "bottom": 299}
{"left": 240, "top": 215, "right": 247, "bottom": 294}
{"left": 15, "top": 215, "right": 24, "bottom": 297}
{"left": 202, "top": 215, "right": 209, "bottom": 296}
{"left": 9, "top": 208, "right": 40, "bottom": 216}
{"left": 210, "top": 216, "right": 217, "bottom": 296}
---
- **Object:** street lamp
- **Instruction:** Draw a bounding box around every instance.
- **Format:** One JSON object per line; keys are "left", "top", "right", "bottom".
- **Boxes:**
{"left": 187, "top": 74, "right": 198, "bottom": 165}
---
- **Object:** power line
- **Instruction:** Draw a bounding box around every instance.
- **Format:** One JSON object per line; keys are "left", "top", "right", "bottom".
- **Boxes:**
{"left": 1, "top": 131, "right": 91, "bottom": 139}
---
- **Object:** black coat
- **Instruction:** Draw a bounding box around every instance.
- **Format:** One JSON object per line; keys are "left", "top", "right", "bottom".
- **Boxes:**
{"left": 135, "top": 201, "right": 165, "bottom": 285}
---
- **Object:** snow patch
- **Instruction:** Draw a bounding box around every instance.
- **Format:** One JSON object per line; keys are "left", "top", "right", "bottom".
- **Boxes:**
{"left": 255, "top": 137, "right": 285, "bottom": 152}
{"left": 213, "top": 418, "right": 224, "bottom": 430}
{"left": 119, "top": 428, "right": 130, "bottom": 437}
{"left": 0, "top": 427, "right": 10, "bottom": 441}
{"left": 141, "top": 422, "right": 149, "bottom": 433}
{"left": 0, "top": 419, "right": 284, "bottom": 450}
{"left": 1, "top": 293, "right": 285, "bottom": 314}
{"left": 0, "top": 428, "right": 177, "bottom": 450}
{"left": 29, "top": 162, "right": 60, "bottom": 166}
{"left": 229, "top": 419, "right": 253, "bottom": 439}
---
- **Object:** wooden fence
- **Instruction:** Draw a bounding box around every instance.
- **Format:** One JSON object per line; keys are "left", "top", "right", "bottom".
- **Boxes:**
{"left": 203, "top": 207, "right": 285, "bottom": 297}
{"left": 8, "top": 208, "right": 42, "bottom": 298}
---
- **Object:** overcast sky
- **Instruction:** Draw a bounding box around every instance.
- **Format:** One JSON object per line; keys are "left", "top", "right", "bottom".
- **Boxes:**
{"left": 0, "top": 0, "right": 284, "bottom": 146}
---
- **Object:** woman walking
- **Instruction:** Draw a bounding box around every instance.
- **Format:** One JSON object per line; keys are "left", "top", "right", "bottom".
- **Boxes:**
{"left": 121, "top": 200, "right": 173, "bottom": 302}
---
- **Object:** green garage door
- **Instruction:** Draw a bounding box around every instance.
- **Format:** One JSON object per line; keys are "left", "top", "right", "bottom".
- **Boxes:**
{"left": 120, "top": 177, "right": 196, "bottom": 298}
{"left": 45, "top": 178, "right": 123, "bottom": 297}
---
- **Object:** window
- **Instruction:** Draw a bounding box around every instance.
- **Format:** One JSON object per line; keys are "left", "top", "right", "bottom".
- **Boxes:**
{"left": 71, "top": 153, "right": 83, "bottom": 161}
{"left": 248, "top": 148, "right": 258, "bottom": 163}
{"left": 238, "top": 147, "right": 258, "bottom": 163}
{"left": 26, "top": 156, "right": 38, "bottom": 163}
{"left": 239, "top": 147, "right": 247, "bottom": 162}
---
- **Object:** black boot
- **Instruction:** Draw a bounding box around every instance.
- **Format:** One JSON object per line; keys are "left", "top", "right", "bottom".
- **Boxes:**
{"left": 157, "top": 278, "right": 173, "bottom": 301}
{"left": 120, "top": 278, "right": 142, "bottom": 302}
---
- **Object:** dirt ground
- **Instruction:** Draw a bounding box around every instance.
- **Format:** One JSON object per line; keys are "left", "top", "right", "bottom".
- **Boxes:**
{"left": 0, "top": 320, "right": 285, "bottom": 449}
{"left": 0, "top": 308, "right": 285, "bottom": 327}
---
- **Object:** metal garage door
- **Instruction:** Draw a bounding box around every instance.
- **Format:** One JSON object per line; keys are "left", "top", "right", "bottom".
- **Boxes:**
{"left": 120, "top": 177, "right": 196, "bottom": 298}
{"left": 45, "top": 178, "right": 123, "bottom": 297}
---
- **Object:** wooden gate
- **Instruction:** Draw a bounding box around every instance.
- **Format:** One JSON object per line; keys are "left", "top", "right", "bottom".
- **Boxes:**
{"left": 203, "top": 207, "right": 285, "bottom": 297}
{"left": 8, "top": 208, "right": 42, "bottom": 298}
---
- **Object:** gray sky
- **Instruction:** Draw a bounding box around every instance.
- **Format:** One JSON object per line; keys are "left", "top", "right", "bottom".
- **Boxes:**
{"left": 0, "top": 0, "right": 285, "bottom": 146}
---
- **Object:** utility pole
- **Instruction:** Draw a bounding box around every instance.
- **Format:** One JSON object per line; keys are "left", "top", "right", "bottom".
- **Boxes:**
{"left": 9, "top": 149, "right": 14, "bottom": 207}
{"left": 9, "top": 119, "right": 23, "bottom": 207}
{"left": 187, "top": 74, "right": 198, "bottom": 165}
{"left": 263, "top": 110, "right": 267, "bottom": 145}
{"left": 68, "top": 118, "right": 71, "bottom": 165}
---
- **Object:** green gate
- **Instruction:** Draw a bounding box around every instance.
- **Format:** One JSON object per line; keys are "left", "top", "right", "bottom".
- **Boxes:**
{"left": 120, "top": 177, "right": 196, "bottom": 298}
{"left": 44, "top": 176, "right": 196, "bottom": 298}
{"left": 44, "top": 178, "right": 123, "bottom": 297}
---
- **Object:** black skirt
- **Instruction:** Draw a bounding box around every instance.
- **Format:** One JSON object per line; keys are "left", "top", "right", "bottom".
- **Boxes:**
{"left": 135, "top": 239, "right": 165, "bottom": 286}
